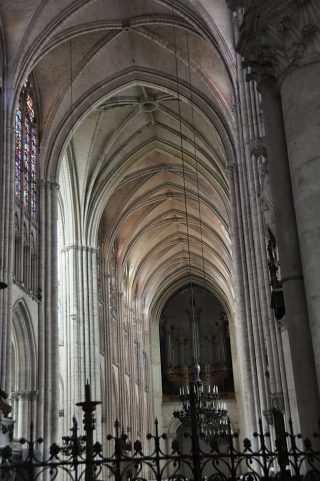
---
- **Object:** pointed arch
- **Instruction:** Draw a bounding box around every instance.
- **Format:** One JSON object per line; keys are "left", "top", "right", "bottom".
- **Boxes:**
{"left": 11, "top": 299, "right": 38, "bottom": 438}
{"left": 11, "top": 299, "right": 37, "bottom": 390}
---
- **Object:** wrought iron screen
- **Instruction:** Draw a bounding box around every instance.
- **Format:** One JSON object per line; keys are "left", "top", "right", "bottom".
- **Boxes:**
{"left": 1, "top": 418, "right": 320, "bottom": 481}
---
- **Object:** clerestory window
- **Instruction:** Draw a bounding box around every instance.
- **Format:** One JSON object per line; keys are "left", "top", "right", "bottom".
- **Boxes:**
{"left": 15, "top": 79, "right": 38, "bottom": 218}
{"left": 14, "top": 78, "right": 39, "bottom": 296}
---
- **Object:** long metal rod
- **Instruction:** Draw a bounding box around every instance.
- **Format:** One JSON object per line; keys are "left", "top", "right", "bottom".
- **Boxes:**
{"left": 190, "top": 381, "right": 202, "bottom": 481}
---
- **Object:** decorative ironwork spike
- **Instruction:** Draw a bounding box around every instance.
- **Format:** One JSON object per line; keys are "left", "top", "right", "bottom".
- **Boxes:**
{"left": 29, "top": 421, "right": 34, "bottom": 435}
{"left": 114, "top": 418, "right": 120, "bottom": 438}
{"left": 155, "top": 418, "right": 159, "bottom": 438}
{"left": 288, "top": 418, "right": 294, "bottom": 436}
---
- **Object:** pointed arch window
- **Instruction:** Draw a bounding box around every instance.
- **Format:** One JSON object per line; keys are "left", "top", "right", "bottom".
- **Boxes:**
{"left": 15, "top": 79, "right": 38, "bottom": 218}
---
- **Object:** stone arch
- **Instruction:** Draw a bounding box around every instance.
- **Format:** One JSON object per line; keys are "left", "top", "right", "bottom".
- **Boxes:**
{"left": 167, "top": 415, "right": 181, "bottom": 438}
{"left": 9, "top": 1, "right": 236, "bottom": 129}
{"left": 148, "top": 276, "right": 235, "bottom": 425}
{"left": 11, "top": 299, "right": 37, "bottom": 390}
{"left": 11, "top": 299, "right": 37, "bottom": 438}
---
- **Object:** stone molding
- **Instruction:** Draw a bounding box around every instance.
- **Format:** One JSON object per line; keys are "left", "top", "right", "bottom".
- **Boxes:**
{"left": 39, "top": 180, "right": 60, "bottom": 191}
{"left": 61, "top": 244, "right": 98, "bottom": 253}
{"left": 11, "top": 390, "right": 39, "bottom": 401}
{"left": 236, "top": 0, "right": 320, "bottom": 86}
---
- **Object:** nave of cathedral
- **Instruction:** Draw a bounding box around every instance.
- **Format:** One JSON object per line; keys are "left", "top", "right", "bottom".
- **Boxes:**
{"left": 0, "top": 0, "right": 320, "bottom": 454}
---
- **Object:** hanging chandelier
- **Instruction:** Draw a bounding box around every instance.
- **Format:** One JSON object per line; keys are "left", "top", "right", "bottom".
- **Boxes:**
{"left": 173, "top": 363, "right": 229, "bottom": 446}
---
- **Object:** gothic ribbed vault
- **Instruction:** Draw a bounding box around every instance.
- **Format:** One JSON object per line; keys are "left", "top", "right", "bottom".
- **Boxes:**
{"left": 29, "top": 0, "right": 238, "bottom": 316}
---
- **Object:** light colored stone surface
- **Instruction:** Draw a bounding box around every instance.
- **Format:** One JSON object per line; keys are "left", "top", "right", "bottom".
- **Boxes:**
{"left": 236, "top": 0, "right": 320, "bottom": 439}
{"left": 258, "top": 77, "right": 320, "bottom": 437}
{"left": 281, "top": 61, "right": 320, "bottom": 389}
{"left": 0, "top": 0, "right": 319, "bottom": 451}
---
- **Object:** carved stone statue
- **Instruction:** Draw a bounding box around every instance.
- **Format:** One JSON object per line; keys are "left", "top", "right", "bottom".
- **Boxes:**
{"left": 257, "top": 154, "right": 276, "bottom": 235}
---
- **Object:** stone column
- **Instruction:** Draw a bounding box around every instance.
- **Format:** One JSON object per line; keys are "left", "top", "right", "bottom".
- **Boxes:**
{"left": 0, "top": 96, "right": 15, "bottom": 394}
{"left": 60, "top": 243, "right": 101, "bottom": 438}
{"left": 228, "top": 164, "right": 257, "bottom": 438}
{"left": 235, "top": 0, "right": 320, "bottom": 436}
{"left": 50, "top": 183, "right": 60, "bottom": 442}
{"left": 259, "top": 76, "right": 320, "bottom": 438}
{"left": 280, "top": 63, "right": 320, "bottom": 387}
{"left": 230, "top": 43, "right": 276, "bottom": 436}
{"left": 38, "top": 181, "right": 59, "bottom": 446}
{"left": 12, "top": 390, "right": 39, "bottom": 439}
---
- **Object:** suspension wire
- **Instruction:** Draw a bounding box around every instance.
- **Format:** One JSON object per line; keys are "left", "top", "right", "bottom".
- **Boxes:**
{"left": 185, "top": 30, "right": 207, "bottom": 289}
{"left": 172, "top": 18, "right": 196, "bottom": 326}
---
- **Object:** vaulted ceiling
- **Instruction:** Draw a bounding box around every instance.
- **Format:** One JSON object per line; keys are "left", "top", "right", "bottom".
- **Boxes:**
{"left": 2, "top": 0, "right": 237, "bottom": 315}
{"left": 95, "top": 84, "right": 233, "bottom": 310}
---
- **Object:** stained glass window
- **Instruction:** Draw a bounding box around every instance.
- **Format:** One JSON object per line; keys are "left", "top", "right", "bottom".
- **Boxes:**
{"left": 15, "top": 80, "right": 38, "bottom": 218}
{"left": 15, "top": 101, "right": 22, "bottom": 199}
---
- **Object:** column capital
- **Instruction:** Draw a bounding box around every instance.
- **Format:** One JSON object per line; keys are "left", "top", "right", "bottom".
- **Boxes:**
{"left": 237, "top": 0, "right": 320, "bottom": 87}
{"left": 61, "top": 244, "right": 98, "bottom": 253}
{"left": 39, "top": 180, "right": 60, "bottom": 191}
{"left": 50, "top": 182, "right": 60, "bottom": 192}
{"left": 11, "top": 389, "right": 39, "bottom": 401}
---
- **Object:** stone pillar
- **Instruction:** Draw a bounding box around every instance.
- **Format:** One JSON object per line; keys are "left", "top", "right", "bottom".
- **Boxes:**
{"left": 280, "top": 63, "right": 320, "bottom": 387}
{"left": 235, "top": 0, "right": 320, "bottom": 437}
{"left": 228, "top": 164, "right": 257, "bottom": 437}
{"left": 50, "top": 183, "right": 60, "bottom": 443}
{"left": 0, "top": 99, "right": 15, "bottom": 394}
{"left": 38, "top": 181, "right": 59, "bottom": 446}
{"left": 252, "top": 150, "right": 285, "bottom": 402}
{"left": 259, "top": 74, "right": 320, "bottom": 439}
{"left": 12, "top": 390, "right": 38, "bottom": 439}
{"left": 60, "top": 243, "right": 101, "bottom": 439}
